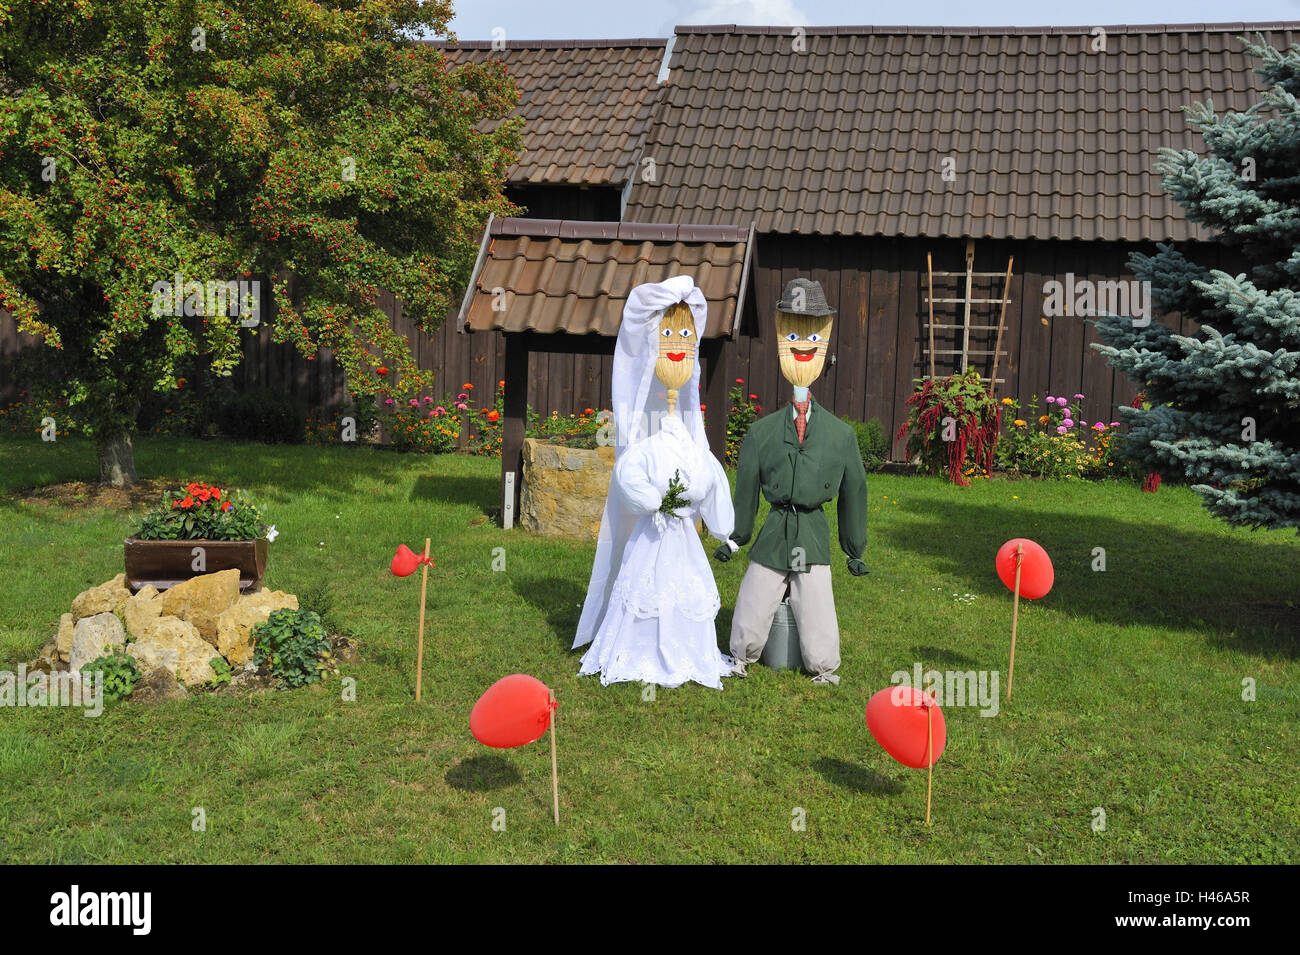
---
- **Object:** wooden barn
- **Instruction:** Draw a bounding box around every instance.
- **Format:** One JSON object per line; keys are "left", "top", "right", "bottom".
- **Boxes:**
{"left": 5, "top": 21, "right": 1298, "bottom": 483}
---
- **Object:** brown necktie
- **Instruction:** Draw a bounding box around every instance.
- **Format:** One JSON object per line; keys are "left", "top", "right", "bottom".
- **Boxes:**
{"left": 794, "top": 398, "right": 810, "bottom": 443}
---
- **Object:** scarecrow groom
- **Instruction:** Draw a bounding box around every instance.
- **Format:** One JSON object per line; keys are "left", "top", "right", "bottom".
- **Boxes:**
{"left": 714, "top": 278, "right": 868, "bottom": 684}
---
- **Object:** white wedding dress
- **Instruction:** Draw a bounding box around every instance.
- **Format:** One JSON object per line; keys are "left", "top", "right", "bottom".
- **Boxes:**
{"left": 577, "top": 415, "right": 735, "bottom": 689}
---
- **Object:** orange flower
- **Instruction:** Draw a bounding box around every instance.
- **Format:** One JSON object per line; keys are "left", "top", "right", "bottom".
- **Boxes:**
{"left": 462, "top": 382, "right": 473, "bottom": 390}
{"left": 583, "top": 407, "right": 594, "bottom": 415}
{"left": 487, "top": 410, "right": 500, "bottom": 422}
{"left": 498, "top": 380, "right": 505, "bottom": 388}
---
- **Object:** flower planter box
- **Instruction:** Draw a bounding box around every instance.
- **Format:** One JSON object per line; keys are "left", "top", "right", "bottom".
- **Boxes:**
{"left": 124, "top": 537, "right": 269, "bottom": 594}
{"left": 520, "top": 438, "right": 615, "bottom": 540}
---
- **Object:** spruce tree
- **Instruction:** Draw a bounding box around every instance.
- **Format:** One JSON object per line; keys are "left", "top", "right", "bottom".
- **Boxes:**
{"left": 1093, "top": 36, "right": 1300, "bottom": 531}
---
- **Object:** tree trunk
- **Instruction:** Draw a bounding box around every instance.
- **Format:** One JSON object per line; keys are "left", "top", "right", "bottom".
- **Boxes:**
{"left": 97, "top": 430, "right": 138, "bottom": 487}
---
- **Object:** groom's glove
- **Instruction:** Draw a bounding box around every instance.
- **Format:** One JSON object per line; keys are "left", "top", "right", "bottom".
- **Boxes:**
{"left": 847, "top": 558, "right": 869, "bottom": 576}
{"left": 713, "top": 539, "right": 739, "bottom": 562}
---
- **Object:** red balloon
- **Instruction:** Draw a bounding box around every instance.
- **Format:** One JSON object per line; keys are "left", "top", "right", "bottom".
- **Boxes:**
{"left": 390, "top": 543, "right": 421, "bottom": 577}
{"left": 471, "top": 674, "right": 555, "bottom": 749}
{"left": 865, "top": 686, "right": 947, "bottom": 769}
{"left": 995, "top": 538, "right": 1054, "bottom": 599}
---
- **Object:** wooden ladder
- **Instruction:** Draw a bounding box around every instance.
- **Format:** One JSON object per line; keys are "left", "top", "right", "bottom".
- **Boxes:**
{"left": 924, "top": 239, "right": 1014, "bottom": 396}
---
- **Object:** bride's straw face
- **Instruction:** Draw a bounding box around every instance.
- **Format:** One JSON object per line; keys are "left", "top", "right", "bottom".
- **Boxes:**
{"left": 654, "top": 302, "right": 697, "bottom": 392}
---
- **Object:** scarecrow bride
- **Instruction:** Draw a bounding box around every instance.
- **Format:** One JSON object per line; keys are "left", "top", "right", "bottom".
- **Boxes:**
{"left": 573, "top": 276, "right": 735, "bottom": 689}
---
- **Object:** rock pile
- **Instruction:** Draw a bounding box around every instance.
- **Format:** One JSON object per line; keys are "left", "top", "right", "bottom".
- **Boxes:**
{"left": 35, "top": 570, "right": 300, "bottom": 700}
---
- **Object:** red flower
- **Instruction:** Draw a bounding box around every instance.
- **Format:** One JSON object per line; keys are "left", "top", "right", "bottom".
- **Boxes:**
{"left": 748, "top": 393, "right": 758, "bottom": 400}
{"left": 735, "top": 378, "right": 744, "bottom": 384}
{"left": 179, "top": 496, "right": 194, "bottom": 509}
{"left": 487, "top": 410, "right": 500, "bottom": 422}
{"left": 699, "top": 404, "right": 707, "bottom": 412}
{"left": 377, "top": 366, "right": 388, "bottom": 376}
{"left": 211, "top": 487, "right": 221, "bottom": 500}
{"left": 220, "top": 500, "right": 232, "bottom": 512}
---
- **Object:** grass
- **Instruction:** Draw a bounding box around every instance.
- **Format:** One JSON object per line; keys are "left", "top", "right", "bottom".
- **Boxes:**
{"left": 0, "top": 434, "right": 1297, "bottom": 863}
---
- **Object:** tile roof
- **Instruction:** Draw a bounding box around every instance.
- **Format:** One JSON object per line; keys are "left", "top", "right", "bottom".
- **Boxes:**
{"left": 625, "top": 23, "right": 1300, "bottom": 241}
{"left": 435, "top": 39, "right": 667, "bottom": 187}
{"left": 459, "top": 217, "right": 754, "bottom": 337}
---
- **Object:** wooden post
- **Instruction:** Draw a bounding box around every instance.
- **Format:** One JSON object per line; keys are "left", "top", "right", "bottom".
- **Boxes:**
{"left": 415, "top": 538, "right": 430, "bottom": 703}
{"left": 701, "top": 337, "right": 728, "bottom": 462}
{"left": 926, "top": 252, "right": 936, "bottom": 381}
{"left": 1007, "top": 542, "right": 1023, "bottom": 700}
{"left": 548, "top": 688, "right": 560, "bottom": 826}
{"left": 926, "top": 701, "right": 934, "bottom": 826}
{"left": 989, "top": 256, "right": 1014, "bottom": 398}
{"left": 500, "top": 333, "right": 529, "bottom": 528}
{"left": 961, "top": 239, "right": 975, "bottom": 373}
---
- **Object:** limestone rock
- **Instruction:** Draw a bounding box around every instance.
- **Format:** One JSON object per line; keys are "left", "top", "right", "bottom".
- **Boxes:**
{"left": 160, "top": 569, "right": 240, "bottom": 647}
{"left": 31, "top": 636, "right": 64, "bottom": 673}
{"left": 56, "top": 613, "right": 75, "bottom": 663}
{"left": 130, "top": 667, "right": 188, "bottom": 705}
{"left": 123, "top": 585, "right": 164, "bottom": 639}
{"left": 331, "top": 634, "right": 361, "bottom": 665}
{"left": 70, "top": 574, "right": 131, "bottom": 620}
{"left": 69, "top": 612, "right": 126, "bottom": 672}
{"left": 128, "top": 616, "right": 217, "bottom": 687}
{"left": 520, "top": 437, "right": 615, "bottom": 540}
{"left": 215, "top": 589, "right": 299, "bottom": 667}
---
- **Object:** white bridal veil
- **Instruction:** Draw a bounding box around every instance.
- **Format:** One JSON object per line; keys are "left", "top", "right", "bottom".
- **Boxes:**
{"left": 572, "top": 275, "right": 711, "bottom": 648}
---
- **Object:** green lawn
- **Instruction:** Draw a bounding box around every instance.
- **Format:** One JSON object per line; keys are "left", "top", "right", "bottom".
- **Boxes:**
{"left": 0, "top": 434, "right": 1296, "bottom": 863}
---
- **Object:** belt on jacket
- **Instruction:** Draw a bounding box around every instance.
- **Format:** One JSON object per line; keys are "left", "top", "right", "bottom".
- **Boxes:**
{"left": 772, "top": 501, "right": 822, "bottom": 513}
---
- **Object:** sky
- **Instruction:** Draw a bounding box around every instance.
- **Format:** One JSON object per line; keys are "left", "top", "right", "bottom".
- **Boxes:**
{"left": 447, "top": 0, "right": 1300, "bottom": 41}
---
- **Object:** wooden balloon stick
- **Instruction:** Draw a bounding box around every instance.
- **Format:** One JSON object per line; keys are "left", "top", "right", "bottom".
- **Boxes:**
{"left": 926, "top": 701, "right": 934, "bottom": 826}
{"left": 549, "top": 689, "right": 560, "bottom": 826}
{"left": 1007, "top": 542, "right": 1023, "bottom": 701}
{"left": 415, "top": 537, "right": 431, "bottom": 703}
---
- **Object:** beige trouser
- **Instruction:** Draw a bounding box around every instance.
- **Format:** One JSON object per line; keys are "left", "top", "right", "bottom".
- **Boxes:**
{"left": 730, "top": 561, "right": 840, "bottom": 682}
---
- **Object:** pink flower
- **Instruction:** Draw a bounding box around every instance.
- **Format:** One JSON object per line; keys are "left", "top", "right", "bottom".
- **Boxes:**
{"left": 434, "top": 405, "right": 446, "bottom": 415}
{"left": 455, "top": 402, "right": 468, "bottom": 411}
{"left": 1063, "top": 418, "right": 1074, "bottom": 428}
{"left": 1074, "top": 393, "right": 1085, "bottom": 400}
{"left": 384, "top": 398, "right": 395, "bottom": 407}
{"left": 1110, "top": 421, "right": 1120, "bottom": 428}
{"left": 408, "top": 398, "right": 419, "bottom": 408}
{"left": 1056, "top": 425, "right": 1067, "bottom": 434}
{"left": 423, "top": 396, "right": 433, "bottom": 404}
{"left": 1056, "top": 396, "right": 1069, "bottom": 406}
{"left": 457, "top": 392, "right": 468, "bottom": 401}
{"left": 1093, "top": 422, "right": 1105, "bottom": 431}
{"left": 1046, "top": 396, "right": 1056, "bottom": 404}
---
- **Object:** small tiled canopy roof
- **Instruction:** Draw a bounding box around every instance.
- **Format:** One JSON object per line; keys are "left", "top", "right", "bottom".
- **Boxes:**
{"left": 458, "top": 218, "right": 755, "bottom": 338}
{"left": 626, "top": 22, "right": 1300, "bottom": 242}
{"left": 433, "top": 39, "right": 667, "bottom": 187}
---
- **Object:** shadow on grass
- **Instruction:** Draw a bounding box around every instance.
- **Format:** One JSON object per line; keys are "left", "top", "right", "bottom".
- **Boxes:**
{"left": 911, "top": 644, "right": 980, "bottom": 667}
{"left": 509, "top": 574, "right": 587, "bottom": 649}
{"left": 879, "top": 498, "right": 1300, "bottom": 661}
{"left": 814, "top": 757, "right": 903, "bottom": 795}
{"left": 445, "top": 755, "right": 522, "bottom": 792}
{"left": 410, "top": 473, "right": 496, "bottom": 515}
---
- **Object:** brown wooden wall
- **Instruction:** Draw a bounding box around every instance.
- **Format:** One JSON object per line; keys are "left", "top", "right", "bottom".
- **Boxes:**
{"left": 2, "top": 233, "right": 1236, "bottom": 460}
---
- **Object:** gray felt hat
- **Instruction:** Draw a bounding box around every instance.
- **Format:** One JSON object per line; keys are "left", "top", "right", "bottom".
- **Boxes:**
{"left": 776, "top": 278, "right": 835, "bottom": 317}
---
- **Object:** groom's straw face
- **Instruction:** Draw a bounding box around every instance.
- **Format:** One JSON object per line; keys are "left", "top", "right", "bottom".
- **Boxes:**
{"left": 776, "top": 310, "right": 833, "bottom": 388}
{"left": 655, "top": 302, "right": 697, "bottom": 392}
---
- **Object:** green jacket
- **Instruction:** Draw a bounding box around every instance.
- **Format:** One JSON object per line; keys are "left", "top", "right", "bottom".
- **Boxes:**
{"left": 729, "top": 396, "right": 868, "bottom": 573}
